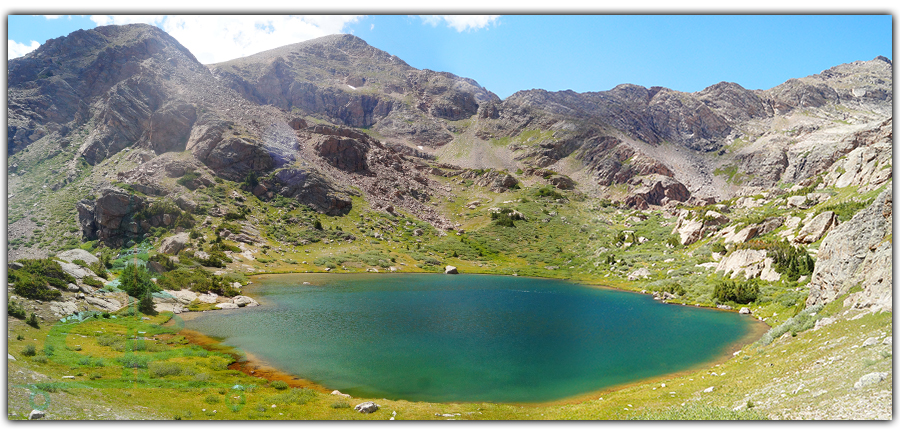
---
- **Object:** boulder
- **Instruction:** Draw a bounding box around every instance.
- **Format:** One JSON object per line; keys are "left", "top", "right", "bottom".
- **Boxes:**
{"left": 723, "top": 225, "right": 756, "bottom": 244}
{"left": 354, "top": 401, "right": 379, "bottom": 414}
{"left": 715, "top": 249, "right": 780, "bottom": 281}
{"left": 627, "top": 268, "right": 651, "bottom": 280}
{"left": 853, "top": 372, "right": 888, "bottom": 389}
{"left": 215, "top": 303, "right": 239, "bottom": 309}
{"left": 29, "top": 409, "right": 45, "bottom": 420}
{"left": 794, "top": 211, "right": 838, "bottom": 244}
{"left": 548, "top": 175, "right": 576, "bottom": 190}
{"left": 198, "top": 293, "right": 219, "bottom": 304}
{"left": 50, "top": 301, "right": 79, "bottom": 318}
{"left": 175, "top": 195, "right": 198, "bottom": 213}
{"left": 56, "top": 261, "right": 97, "bottom": 280}
{"left": 444, "top": 265, "right": 459, "bottom": 274}
{"left": 739, "top": 307, "right": 751, "bottom": 315}
{"left": 84, "top": 296, "right": 121, "bottom": 312}
{"left": 672, "top": 217, "right": 704, "bottom": 246}
{"left": 158, "top": 232, "right": 191, "bottom": 255}
{"left": 154, "top": 303, "right": 185, "bottom": 314}
{"left": 232, "top": 296, "right": 259, "bottom": 307}
{"left": 56, "top": 249, "right": 99, "bottom": 266}
{"left": 170, "top": 290, "right": 198, "bottom": 305}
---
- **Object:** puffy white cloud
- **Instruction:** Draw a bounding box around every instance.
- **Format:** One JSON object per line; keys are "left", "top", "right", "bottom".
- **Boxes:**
{"left": 419, "top": 15, "right": 500, "bottom": 32}
{"left": 88, "top": 15, "right": 361, "bottom": 63}
{"left": 8, "top": 39, "right": 40, "bottom": 59}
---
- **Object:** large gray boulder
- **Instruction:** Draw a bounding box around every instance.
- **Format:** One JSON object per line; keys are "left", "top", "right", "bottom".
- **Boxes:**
{"left": 56, "top": 249, "right": 99, "bottom": 266}
{"left": 84, "top": 296, "right": 122, "bottom": 312}
{"left": 807, "top": 188, "right": 892, "bottom": 310}
{"left": 56, "top": 261, "right": 97, "bottom": 280}
{"left": 158, "top": 232, "right": 190, "bottom": 255}
{"left": 354, "top": 401, "right": 379, "bottom": 414}
{"left": 715, "top": 249, "right": 780, "bottom": 281}
{"left": 232, "top": 296, "right": 259, "bottom": 307}
{"left": 794, "top": 211, "right": 838, "bottom": 244}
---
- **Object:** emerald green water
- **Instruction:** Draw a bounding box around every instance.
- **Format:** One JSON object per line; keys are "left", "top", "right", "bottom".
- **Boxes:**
{"left": 182, "top": 273, "right": 756, "bottom": 403}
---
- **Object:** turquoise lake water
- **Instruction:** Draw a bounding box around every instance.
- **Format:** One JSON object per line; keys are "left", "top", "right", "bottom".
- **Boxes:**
{"left": 182, "top": 273, "right": 756, "bottom": 403}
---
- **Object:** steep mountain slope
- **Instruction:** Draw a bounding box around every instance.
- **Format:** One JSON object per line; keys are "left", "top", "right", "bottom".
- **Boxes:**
{"left": 208, "top": 34, "right": 500, "bottom": 147}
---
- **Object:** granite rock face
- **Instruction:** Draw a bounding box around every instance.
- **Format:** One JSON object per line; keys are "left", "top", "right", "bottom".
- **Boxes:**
{"left": 807, "top": 187, "right": 892, "bottom": 311}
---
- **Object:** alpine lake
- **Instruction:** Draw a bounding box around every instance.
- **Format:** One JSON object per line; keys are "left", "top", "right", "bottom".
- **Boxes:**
{"left": 181, "top": 273, "right": 762, "bottom": 404}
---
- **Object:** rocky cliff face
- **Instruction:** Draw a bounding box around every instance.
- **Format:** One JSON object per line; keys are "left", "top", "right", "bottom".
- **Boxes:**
{"left": 807, "top": 187, "right": 892, "bottom": 312}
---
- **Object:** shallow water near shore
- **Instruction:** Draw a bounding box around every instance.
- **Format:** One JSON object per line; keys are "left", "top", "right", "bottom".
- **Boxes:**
{"left": 182, "top": 273, "right": 759, "bottom": 403}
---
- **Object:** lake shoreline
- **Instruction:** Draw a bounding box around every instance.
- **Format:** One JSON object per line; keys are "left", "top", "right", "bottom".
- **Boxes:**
{"left": 177, "top": 272, "right": 771, "bottom": 407}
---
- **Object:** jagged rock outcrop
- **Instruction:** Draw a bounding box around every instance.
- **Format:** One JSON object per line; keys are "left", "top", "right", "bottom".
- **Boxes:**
{"left": 807, "top": 187, "right": 892, "bottom": 311}
{"left": 300, "top": 125, "right": 373, "bottom": 173}
{"left": 271, "top": 167, "right": 353, "bottom": 215}
{"left": 822, "top": 118, "right": 893, "bottom": 192}
{"left": 460, "top": 169, "right": 519, "bottom": 193}
{"left": 77, "top": 186, "right": 147, "bottom": 248}
{"left": 625, "top": 174, "right": 690, "bottom": 209}
{"left": 185, "top": 115, "right": 277, "bottom": 180}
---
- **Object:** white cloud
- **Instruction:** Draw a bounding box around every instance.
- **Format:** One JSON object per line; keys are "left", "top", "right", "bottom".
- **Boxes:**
{"left": 87, "top": 15, "right": 361, "bottom": 63}
{"left": 419, "top": 15, "right": 500, "bottom": 32}
{"left": 8, "top": 39, "right": 40, "bottom": 59}
{"left": 43, "top": 15, "right": 62, "bottom": 20}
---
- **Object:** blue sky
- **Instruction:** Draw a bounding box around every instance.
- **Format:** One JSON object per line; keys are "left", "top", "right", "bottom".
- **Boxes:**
{"left": 7, "top": 14, "right": 893, "bottom": 99}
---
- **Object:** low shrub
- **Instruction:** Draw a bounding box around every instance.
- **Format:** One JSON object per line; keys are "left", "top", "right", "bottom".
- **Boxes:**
{"left": 21, "top": 344, "right": 37, "bottom": 357}
{"left": 8, "top": 299, "right": 27, "bottom": 319}
{"left": 82, "top": 276, "right": 104, "bottom": 288}
{"left": 149, "top": 361, "right": 183, "bottom": 377}
{"left": 270, "top": 380, "right": 289, "bottom": 390}
{"left": 270, "top": 388, "right": 316, "bottom": 405}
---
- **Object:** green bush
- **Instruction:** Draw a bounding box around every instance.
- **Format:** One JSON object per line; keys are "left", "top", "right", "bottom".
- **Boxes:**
{"left": 149, "top": 361, "right": 183, "bottom": 377}
{"left": 270, "top": 380, "right": 289, "bottom": 390}
{"left": 8, "top": 299, "right": 27, "bottom": 319}
{"left": 536, "top": 187, "right": 564, "bottom": 200}
{"left": 330, "top": 400, "right": 351, "bottom": 409}
{"left": 21, "top": 344, "right": 37, "bottom": 357}
{"left": 659, "top": 282, "right": 686, "bottom": 297}
{"left": 119, "top": 263, "right": 159, "bottom": 315}
{"left": 118, "top": 354, "right": 149, "bottom": 369}
{"left": 767, "top": 240, "right": 815, "bottom": 281}
{"left": 815, "top": 199, "right": 872, "bottom": 222}
{"left": 759, "top": 304, "right": 824, "bottom": 345}
{"left": 26, "top": 313, "right": 40, "bottom": 328}
{"left": 82, "top": 275, "right": 104, "bottom": 288}
{"left": 177, "top": 172, "right": 200, "bottom": 187}
{"left": 713, "top": 279, "right": 760, "bottom": 304}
